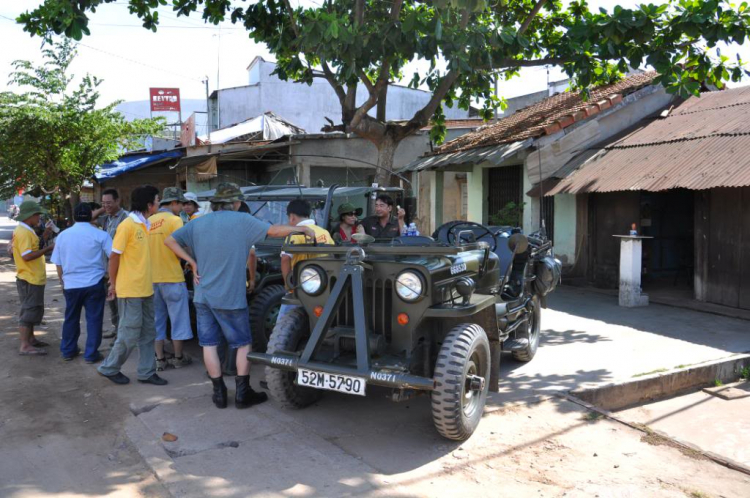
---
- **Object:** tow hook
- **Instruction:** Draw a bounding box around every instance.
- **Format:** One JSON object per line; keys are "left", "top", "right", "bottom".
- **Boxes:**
{"left": 467, "top": 375, "right": 485, "bottom": 392}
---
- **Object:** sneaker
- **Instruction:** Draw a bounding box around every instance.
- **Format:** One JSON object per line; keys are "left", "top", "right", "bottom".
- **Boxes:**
{"left": 156, "top": 357, "right": 170, "bottom": 372}
{"left": 138, "top": 374, "right": 168, "bottom": 386}
{"left": 99, "top": 371, "right": 130, "bottom": 385}
{"left": 168, "top": 354, "right": 193, "bottom": 369}
{"left": 62, "top": 349, "right": 81, "bottom": 361}
{"left": 102, "top": 330, "right": 116, "bottom": 339}
{"left": 85, "top": 352, "right": 105, "bottom": 364}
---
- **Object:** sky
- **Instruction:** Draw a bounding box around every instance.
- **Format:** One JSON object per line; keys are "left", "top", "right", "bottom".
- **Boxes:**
{"left": 1, "top": 0, "right": 749, "bottom": 121}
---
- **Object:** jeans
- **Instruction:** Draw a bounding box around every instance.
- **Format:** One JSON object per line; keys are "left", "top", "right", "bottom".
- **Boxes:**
{"left": 154, "top": 282, "right": 192, "bottom": 341}
{"left": 98, "top": 296, "right": 157, "bottom": 380}
{"left": 194, "top": 303, "right": 251, "bottom": 349}
{"left": 60, "top": 280, "right": 106, "bottom": 361}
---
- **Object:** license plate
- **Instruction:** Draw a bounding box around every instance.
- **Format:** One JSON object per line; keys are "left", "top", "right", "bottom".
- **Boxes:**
{"left": 297, "top": 369, "right": 366, "bottom": 396}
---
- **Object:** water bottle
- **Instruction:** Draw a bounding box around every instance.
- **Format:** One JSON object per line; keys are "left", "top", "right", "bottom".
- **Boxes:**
{"left": 407, "top": 222, "right": 417, "bottom": 237}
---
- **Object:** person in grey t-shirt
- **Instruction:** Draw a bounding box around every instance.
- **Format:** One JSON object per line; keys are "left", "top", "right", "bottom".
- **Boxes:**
{"left": 165, "top": 182, "right": 314, "bottom": 410}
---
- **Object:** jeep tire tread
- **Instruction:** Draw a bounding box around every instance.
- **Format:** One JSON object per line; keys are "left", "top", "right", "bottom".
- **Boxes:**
{"left": 431, "top": 323, "right": 491, "bottom": 441}
{"left": 512, "top": 296, "right": 541, "bottom": 362}
{"left": 265, "top": 306, "right": 322, "bottom": 409}
{"left": 249, "top": 285, "right": 286, "bottom": 353}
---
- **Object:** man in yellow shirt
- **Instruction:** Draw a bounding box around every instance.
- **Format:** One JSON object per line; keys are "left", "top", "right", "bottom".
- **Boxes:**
{"left": 12, "top": 200, "right": 55, "bottom": 356}
{"left": 98, "top": 185, "right": 167, "bottom": 386}
{"left": 149, "top": 187, "right": 193, "bottom": 371}
{"left": 277, "top": 199, "right": 335, "bottom": 321}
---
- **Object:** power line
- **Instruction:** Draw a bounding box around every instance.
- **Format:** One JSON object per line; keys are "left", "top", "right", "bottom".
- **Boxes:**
{"left": 76, "top": 42, "right": 204, "bottom": 83}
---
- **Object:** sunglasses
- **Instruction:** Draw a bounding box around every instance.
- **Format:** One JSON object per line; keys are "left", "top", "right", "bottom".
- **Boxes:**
{"left": 342, "top": 212, "right": 357, "bottom": 217}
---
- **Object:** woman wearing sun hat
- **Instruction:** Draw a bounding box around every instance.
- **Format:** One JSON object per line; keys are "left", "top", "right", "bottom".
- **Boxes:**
{"left": 332, "top": 202, "right": 365, "bottom": 244}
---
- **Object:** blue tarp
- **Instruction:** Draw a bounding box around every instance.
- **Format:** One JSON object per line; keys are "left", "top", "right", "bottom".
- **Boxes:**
{"left": 95, "top": 150, "right": 184, "bottom": 181}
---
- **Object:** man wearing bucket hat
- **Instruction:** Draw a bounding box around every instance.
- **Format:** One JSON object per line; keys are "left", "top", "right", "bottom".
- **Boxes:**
{"left": 12, "top": 200, "right": 55, "bottom": 356}
{"left": 332, "top": 202, "right": 365, "bottom": 244}
{"left": 165, "top": 182, "right": 316, "bottom": 409}
{"left": 182, "top": 192, "right": 201, "bottom": 220}
{"left": 148, "top": 187, "right": 193, "bottom": 371}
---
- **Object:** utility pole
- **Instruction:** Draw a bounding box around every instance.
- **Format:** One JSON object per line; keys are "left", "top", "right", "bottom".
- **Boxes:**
{"left": 204, "top": 76, "right": 211, "bottom": 144}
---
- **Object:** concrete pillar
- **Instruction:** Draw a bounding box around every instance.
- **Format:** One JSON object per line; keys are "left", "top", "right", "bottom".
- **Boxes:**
{"left": 615, "top": 235, "right": 652, "bottom": 307}
{"left": 467, "top": 164, "right": 483, "bottom": 223}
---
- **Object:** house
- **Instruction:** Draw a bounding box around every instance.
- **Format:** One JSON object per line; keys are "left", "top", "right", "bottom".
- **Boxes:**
{"left": 93, "top": 150, "right": 184, "bottom": 206}
{"left": 179, "top": 119, "right": 487, "bottom": 209}
{"left": 545, "top": 85, "right": 750, "bottom": 312}
{"left": 209, "top": 57, "right": 471, "bottom": 134}
{"left": 401, "top": 71, "right": 676, "bottom": 249}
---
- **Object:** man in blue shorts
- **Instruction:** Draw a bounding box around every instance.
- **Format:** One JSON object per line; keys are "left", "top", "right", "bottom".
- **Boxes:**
{"left": 165, "top": 183, "right": 314, "bottom": 409}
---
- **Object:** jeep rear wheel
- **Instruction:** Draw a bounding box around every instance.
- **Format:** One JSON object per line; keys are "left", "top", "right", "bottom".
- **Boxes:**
{"left": 431, "top": 323, "right": 491, "bottom": 441}
{"left": 511, "top": 296, "right": 541, "bottom": 362}
{"left": 265, "top": 307, "right": 323, "bottom": 408}
{"left": 249, "top": 285, "right": 286, "bottom": 353}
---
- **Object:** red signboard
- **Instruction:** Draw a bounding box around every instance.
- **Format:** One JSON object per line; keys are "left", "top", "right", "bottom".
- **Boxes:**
{"left": 149, "top": 88, "right": 181, "bottom": 112}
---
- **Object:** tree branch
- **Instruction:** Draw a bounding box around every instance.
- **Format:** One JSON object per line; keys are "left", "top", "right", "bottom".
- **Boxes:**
{"left": 320, "top": 59, "right": 346, "bottom": 105}
{"left": 356, "top": 68, "right": 376, "bottom": 96}
{"left": 518, "top": 0, "right": 547, "bottom": 36}
{"left": 492, "top": 56, "right": 569, "bottom": 69}
{"left": 354, "top": 0, "right": 365, "bottom": 26}
{"left": 390, "top": 0, "right": 404, "bottom": 21}
{"left": 282, "top": 0, "right": 300, "bottom": 37}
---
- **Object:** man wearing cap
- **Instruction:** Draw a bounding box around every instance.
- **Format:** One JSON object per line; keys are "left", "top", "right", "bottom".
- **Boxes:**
{"left": 51, "top": 203, "right": 112, "bottom": 363}
{"left": 92, "top": 188, "right": 129, "bottom": 339}
{"left": 165, "top": 182, "right": 316, "bottom": 409}
{"left": 149, "top": 187, "right": 193, "bottom": 371}
{"left": 332, "top": 202, "right": 365, "bottom": 244}
{"left": 12, "top": 200, "right": 55, "bottom": 355}
{"left": 182, "top": 192, "right": 201, "bottom": 220}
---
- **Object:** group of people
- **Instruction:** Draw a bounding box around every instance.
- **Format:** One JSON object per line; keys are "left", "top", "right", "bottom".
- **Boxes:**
{"left": 11, "top": 182, "right": 407, "bottom": 410}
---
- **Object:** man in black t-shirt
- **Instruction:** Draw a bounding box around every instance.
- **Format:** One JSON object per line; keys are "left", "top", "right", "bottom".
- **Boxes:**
{"left": 361, "top": 194, "right": 405, "bottom": 240}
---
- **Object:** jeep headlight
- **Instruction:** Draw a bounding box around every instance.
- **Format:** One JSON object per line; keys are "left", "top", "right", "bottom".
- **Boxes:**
{"left": 300, "top": 266, "right": 325, "bottom": 296}
{"left": 395, "top": 271, "right": 424, "bottom": 302}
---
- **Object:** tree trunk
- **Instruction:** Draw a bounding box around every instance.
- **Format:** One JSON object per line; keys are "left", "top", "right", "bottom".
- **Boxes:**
{"left": 374, "top": 135, "right": 399, "bottom": 187}
{"left": 66, "top": 191, "right": 79, "bottom": 227}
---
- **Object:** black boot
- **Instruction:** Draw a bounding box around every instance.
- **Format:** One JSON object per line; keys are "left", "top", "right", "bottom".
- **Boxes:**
{"left": 210, "top": 376, "right": 227, "bottom": 409}
{"left": 235, "top": 375, "right": 268, "bottom": 409}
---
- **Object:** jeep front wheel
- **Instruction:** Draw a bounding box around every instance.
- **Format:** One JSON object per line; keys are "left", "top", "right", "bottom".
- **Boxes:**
{"left": 265, "top": 307, "right": 323, "bottom": 408}
{"left": 249, "top": 284, "right": 286, "bottom": 353}
{"left": 431, "top": 323, "right": 491, "bottom": 441}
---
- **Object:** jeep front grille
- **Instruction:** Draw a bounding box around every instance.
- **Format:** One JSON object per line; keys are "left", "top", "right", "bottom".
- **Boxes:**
{"left": 330, "top": 276, "right": 393, "bottom": 343}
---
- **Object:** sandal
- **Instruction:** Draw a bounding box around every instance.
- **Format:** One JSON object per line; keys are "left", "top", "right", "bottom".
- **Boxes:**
{"left": 156, "top": 357, "right": 169, "bottom": 372}
{"left": 19, "top": 349, "right": 48, "bottom": 356}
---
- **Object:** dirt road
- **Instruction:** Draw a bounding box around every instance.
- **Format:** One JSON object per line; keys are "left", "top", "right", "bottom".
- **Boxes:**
{"left": 1, "top": 215, "right": 749, "bottom": 498}
{"left": 0, "top": 217, "right": 169, "bottom": 497}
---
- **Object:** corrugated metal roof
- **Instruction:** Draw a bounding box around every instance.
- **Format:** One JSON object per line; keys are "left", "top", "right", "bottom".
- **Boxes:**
{"left": 401, "top": 140, "right": 532, "bottom": 172}
{"left": 427, "top": 72, "right": 658, "bottom": 156}
{"left": 547, "top": 86, "right": 750, "bottom": 195}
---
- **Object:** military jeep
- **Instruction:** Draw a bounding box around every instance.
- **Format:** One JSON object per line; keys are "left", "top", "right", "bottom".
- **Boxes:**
{"left": 195, "top": 184, "right": 407, "bottom": 352}
{"left": 249, "top": 222, "right": 561, "bottom": 440}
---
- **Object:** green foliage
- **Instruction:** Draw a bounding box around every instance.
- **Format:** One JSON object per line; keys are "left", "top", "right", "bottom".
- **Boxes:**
{"left": 714, "top": 378, "right": 723, "bottom": 387}
{"left": 739, "top": 366, "right": 749, "bottom": 380}
{"left": 0, "top": 38, "right": 164, "bottom": 198}
{"left": 488, "top": 201, "right": 525, "bottom": 227}
{"left": 17, "top": 0, "right": 750, "bottom": 147}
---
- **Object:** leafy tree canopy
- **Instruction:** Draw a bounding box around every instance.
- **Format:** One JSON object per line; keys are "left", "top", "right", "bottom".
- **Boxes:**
{"left": 18, "top": 0, "right": 750, "bottom": 182}
{"left": 0, "top": 38, "right": 165, "bottom": 199}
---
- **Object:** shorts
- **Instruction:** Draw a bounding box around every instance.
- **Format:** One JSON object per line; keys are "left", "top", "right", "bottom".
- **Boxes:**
{"left": 194, "top": 303, "right": 251, "bottom": 349}
{"left": 153, "top": 282, "right": 193, "bottom": 341}
{"left": 16, "top": 279, "right": 45, "bottom": 327}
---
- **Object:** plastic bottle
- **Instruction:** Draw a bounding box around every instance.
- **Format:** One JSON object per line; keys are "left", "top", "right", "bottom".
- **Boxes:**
{"left": 407, "top": 222, "right": 418, "bottom": 236}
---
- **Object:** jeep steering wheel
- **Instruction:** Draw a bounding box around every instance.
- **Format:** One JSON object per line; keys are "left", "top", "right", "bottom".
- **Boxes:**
{"left": 446, "top": 222, "right": 497, "bottom": 252}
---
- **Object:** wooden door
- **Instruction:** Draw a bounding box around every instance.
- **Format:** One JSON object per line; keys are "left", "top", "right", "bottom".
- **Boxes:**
{"left": 706, "top": 187, "right": 742, "bottom": 308}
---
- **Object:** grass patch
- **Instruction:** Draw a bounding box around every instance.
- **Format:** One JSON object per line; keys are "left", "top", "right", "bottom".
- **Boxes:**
{"left": 632, "top": 368, "right": 669, "bottom": 378}
{"left": 714, "top": 379, "right": 723, "bottom": 387}
{"left": 581, "top": 411, "right": 603, "bottom": 422}
{"left": 685, "top": 490, "right": 712, "bottom": 498}
{"left": 740, "top": 366, "right": 749, "bottom": 380}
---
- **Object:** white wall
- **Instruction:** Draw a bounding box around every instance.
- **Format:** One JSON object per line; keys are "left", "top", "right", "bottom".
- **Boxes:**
{"left": 213, "top": 59, "right": 470, "bottom": 133}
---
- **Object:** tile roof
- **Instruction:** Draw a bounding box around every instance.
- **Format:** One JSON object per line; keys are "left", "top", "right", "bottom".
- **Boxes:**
{"left": 421, "top": 118, "right": 489, "bottom": 130}
{"left": 429, "top": 72, "right": 659, "bottom": 156}
{"left": 547, "top": 85, "right": 750, "bottom": 194}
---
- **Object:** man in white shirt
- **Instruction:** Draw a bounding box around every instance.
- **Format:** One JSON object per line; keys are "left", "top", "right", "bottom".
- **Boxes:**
{"left": 51, "top": 203, "right": 113, "bottom": 363}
